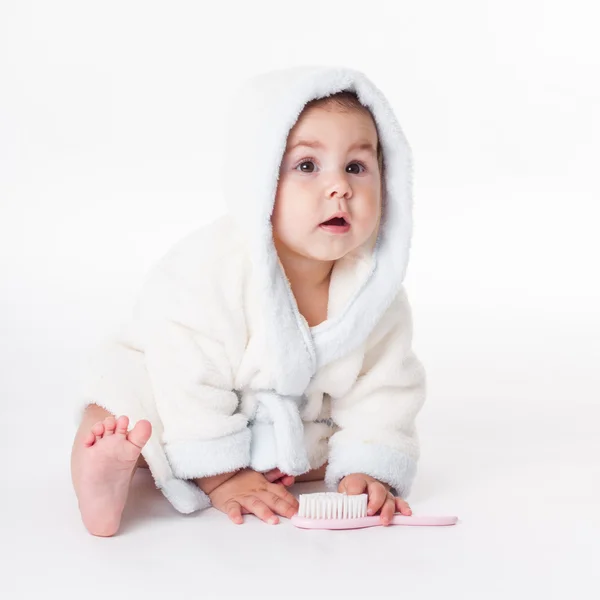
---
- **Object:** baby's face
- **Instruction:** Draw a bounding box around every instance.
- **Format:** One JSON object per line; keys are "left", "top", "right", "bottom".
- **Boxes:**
{"left": 272, "top": 105, "right": 382, "bottom": 263}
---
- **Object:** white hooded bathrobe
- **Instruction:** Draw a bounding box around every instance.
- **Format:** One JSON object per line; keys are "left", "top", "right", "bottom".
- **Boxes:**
{"left": 76, "top": 65, "right": 427, "bottom": 514}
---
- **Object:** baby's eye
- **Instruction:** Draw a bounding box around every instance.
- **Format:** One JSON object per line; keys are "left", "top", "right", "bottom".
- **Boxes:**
{"left": 346, "top": 162, "right": 366, "bottom": 174}
{"left": 295, "top": 160, "right": 366, "bottom": 174}
{"left": 296, "top": 160, "right": 316, "bottom": 173}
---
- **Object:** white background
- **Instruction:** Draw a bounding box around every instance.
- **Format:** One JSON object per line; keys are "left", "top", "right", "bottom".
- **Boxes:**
{"left": 1, "top": 1, "right": 598, "bottom": 598}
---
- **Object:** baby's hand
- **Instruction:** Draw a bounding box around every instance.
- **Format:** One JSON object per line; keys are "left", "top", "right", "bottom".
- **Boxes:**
{"left": 263, "top": 467, "right": 296, "bottom": 487}
{"left": 338, "top": 473, "right": 412, "bottom": 526}
{"left": 208, "top": 468, "right": 299, "bottom": 525}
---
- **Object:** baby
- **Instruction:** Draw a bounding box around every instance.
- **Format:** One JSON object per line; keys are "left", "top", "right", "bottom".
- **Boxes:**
{"left": 71, "top": 66, "right": 426, "bottom": 536}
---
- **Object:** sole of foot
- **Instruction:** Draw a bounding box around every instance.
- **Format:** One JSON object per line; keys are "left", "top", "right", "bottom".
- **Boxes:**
{"left": 73, "top": 414, "right": 152, "bottom": 536}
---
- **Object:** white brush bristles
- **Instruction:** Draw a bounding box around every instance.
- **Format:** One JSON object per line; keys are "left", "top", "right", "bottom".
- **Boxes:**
{"left": 297, "top": 493, "right": 368, "bottom": 519}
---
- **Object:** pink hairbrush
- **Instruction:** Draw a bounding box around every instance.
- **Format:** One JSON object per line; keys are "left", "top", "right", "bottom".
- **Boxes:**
{"left": 291, "top": 492, "right": 458, "bottom": 530}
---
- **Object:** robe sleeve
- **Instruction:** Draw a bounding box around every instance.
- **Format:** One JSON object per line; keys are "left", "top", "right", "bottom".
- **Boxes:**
{"left": 137, "top": 263, "right": 251, "bottom": 480}
{"left": 324, "top": 287, "right": 427, "bottom": 498}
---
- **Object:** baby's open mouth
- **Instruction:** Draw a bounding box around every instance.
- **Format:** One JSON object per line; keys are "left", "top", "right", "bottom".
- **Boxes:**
{"left": 319, "top": 217, "right": 351, "bottom": 234}
{"left": 321, "top": 217, "right": 348, "bottom": 226}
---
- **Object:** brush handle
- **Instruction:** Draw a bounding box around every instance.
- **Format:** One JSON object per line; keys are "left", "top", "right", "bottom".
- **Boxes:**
{"left": 291, "top": 513, "right": 458, "bottom": 530}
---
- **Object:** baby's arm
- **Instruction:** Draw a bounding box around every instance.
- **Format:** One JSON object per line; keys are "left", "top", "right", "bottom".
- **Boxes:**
{"left": 137, "top": 263, "right": 251, "bottom": 481}
{"left": 325, "top": 286, "right": 426, "bottom": 499}
{"left": 195, "top": 471, "right": 239, "bottom": 495}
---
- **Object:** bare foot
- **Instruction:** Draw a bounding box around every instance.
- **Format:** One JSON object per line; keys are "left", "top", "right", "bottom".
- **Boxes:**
{"left": 72, "top": 415, "right": 152, "bottom": 536}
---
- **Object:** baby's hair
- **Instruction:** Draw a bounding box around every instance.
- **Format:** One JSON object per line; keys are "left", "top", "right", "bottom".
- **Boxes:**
{"left": 302, "top": 91, "right": 385, "bottom": 176}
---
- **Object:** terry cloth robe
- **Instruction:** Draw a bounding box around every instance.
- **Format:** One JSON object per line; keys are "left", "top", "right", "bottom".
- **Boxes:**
{"left": 75, "top": 65, "right": 427, "bottom": 514}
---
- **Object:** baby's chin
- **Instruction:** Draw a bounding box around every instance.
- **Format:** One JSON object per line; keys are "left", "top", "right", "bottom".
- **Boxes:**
{"left": 274, "top": 228, "right": 369, "bottom": 262}
{"left": 307, "top": 249, "right": 348, "bottom": 262}
{"left": 294, "top": 240, "right": 359, "bottom": 263}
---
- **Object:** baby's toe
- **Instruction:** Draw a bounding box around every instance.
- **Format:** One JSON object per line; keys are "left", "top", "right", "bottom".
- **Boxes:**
{"left": 126, "top": 420, "right": 152, "bottom": 449}
{"left": 102, "top": 417, "right": 117, "bottom": 436}
{"left": 91, "top": 421, "right": 105, "bottom": 441}
{"left": 114, "top": 415, "right": 130, "bottom": 436}
{"left": 83, "top": 430, "right": 97, "bottom": 447}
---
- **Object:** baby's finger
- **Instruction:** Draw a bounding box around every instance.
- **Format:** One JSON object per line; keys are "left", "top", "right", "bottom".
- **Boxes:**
{"left": 268, "top": 474, "right": 295, "bottom": 487}
{"left": 366, "top": 481, "right": 387, "bottom": 516}
{"left": 239, "top": 495, "right": 280, "bottom": 525}
{"left": 224, "top": 500, "right": 244, "bottom": 525}
{"left": 340, "top": 476, "right": 368, "bottom": 496}
{"left": 268, "top": 483, "right": 299, "bottom": 511}
{"left": 263, "top": 468, "right": 283, "bottom": 483}
{"left": 395, "top": 497, "right": 412, "bottom": 515}
{"left": 258, "top": 488, "right": 298, "bottom": 519}
{"left": 380, "top": 495, "right": 396, "bottom": 526}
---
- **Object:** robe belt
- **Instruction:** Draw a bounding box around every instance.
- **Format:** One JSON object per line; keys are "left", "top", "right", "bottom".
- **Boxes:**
{"left": 250, "top": 389, "right": 311, "bottom": 475}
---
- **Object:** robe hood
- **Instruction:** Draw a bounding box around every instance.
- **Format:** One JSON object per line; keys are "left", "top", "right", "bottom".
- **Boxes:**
{"left": 220, "top": 66, "right": 414, "bottom": 397}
